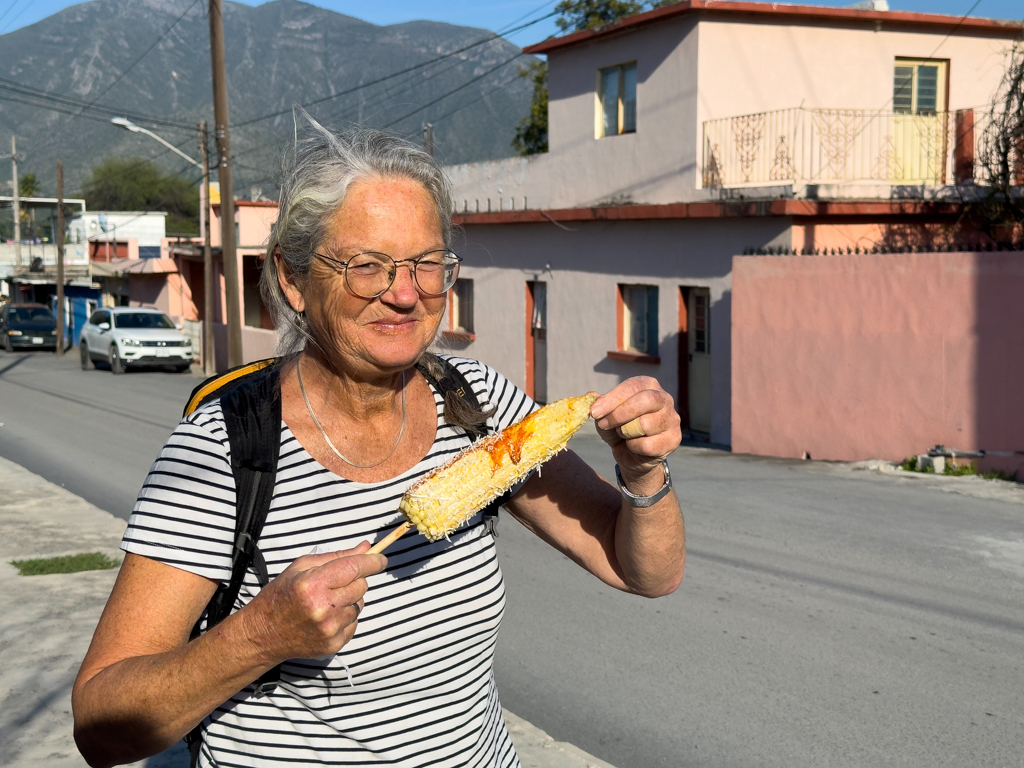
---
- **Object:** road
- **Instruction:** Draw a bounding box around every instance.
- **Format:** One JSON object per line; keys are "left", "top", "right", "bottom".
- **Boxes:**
{"left": 2, "top": 349, "right": 1023, "bottom": 768}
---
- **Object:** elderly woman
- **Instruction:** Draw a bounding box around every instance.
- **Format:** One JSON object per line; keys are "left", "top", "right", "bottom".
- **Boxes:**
{"left": 72, "top": 123, "right": 684, "bottom": 768}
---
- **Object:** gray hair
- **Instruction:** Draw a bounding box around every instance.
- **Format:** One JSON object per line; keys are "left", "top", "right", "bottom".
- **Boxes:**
{"left": 261, "top": 115, "right": 492, "bottom": 434}
{"left": 260, "top": 115, "right": 455, "bottom": 355}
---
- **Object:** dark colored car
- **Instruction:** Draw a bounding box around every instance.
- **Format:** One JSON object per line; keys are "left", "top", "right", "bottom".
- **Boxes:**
{"left": 1, "top": 303, "right": 58, "bottom": 352}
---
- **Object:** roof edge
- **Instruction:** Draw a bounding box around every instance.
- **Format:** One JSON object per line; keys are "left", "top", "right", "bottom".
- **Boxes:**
{"left": 452, "top": 199, "right": 963, "bottom": 224}
{"left": 522, "top": 0, "right": 1022, "bottom": 55}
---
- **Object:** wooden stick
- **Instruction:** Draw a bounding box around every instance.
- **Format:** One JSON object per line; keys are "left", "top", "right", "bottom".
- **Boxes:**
{"left": 618, "top": 417, "right": 646, "bottom": 440}
{"left": 368, "top": 521, "right": 412, "bottom": 554}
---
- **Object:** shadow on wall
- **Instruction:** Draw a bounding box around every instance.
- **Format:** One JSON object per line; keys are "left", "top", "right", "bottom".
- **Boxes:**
{"left": 974, "top": 254, "right": 1024, "bottom": 478}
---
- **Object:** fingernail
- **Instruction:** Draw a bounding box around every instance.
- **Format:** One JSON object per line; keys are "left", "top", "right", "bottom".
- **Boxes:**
{"left": 591, "top": 401, "right": 607, "bottom": 419}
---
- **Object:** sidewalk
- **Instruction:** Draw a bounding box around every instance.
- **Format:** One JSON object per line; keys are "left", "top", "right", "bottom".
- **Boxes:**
{"left": 0, "top": 455, "right": 615, "bottom": 768}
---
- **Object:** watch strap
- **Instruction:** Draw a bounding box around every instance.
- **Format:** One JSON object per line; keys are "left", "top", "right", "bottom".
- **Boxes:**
{"left": 615, "top": 460, "right": 672, "bottom": 508}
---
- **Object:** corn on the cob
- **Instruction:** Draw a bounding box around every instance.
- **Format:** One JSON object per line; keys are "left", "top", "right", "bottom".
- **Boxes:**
{"left": 399, "top": 393, "right": 598, "bottom": 541}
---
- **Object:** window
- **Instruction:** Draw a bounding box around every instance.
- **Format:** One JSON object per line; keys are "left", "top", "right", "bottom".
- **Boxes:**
{"left": 597, "top": 63, "right": 637, "bottom": 138}
{"left": 113, "top": 312, "right": 175, "bottom": 329}
{"left": 693, "top": 293, "right": 709, "bottom": 353}
{"left": 446, "top": 278, "right": 475, "bottom": 339}
{"left": 893, "top": 59, "right": 947, "bottom": 115}
{"left": 618, "top": 284, "right": 658, "bottom": 356}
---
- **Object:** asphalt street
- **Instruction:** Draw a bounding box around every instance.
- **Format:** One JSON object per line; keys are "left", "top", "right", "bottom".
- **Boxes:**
{"left": 2, "top": 349, "right": 1023, "bottom": 768}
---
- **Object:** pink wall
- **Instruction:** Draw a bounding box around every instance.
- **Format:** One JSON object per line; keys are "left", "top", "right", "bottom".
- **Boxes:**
{"left": 732, "top": 252, "right": 1024, "bottom": 474}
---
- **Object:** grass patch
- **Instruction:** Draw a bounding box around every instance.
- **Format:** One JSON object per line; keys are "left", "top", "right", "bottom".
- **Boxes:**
{"left": 11, "top": 552, "right": 120, "bottom": 576}
{"left": 899, "top": 457, "right": 1017, "bottom": 482}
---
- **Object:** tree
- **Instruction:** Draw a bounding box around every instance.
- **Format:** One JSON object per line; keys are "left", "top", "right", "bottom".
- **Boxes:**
{"left": 18, "top": 173, "right": 39, "bottom": 198}
{"left": 83, "top": 157, "right": 199, "bottom": 235}
{"left": 512, "top": 61, "right": 549, "bottom": 156}
{"left": 967, "top": 33, "right": 1024, "bottom": 245}
{"left": 555, "top": 0, "right": 644, "bottom": 33}
{"left": 554, "top": 0, "right": 678, "bottom": 33}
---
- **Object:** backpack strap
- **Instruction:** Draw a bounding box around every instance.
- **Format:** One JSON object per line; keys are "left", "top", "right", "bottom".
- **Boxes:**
{"left": 183, "top": 357, "right": 277, "bottom": 418}
{"left": 187, "top": 364, "right": 282, "bottom": 767}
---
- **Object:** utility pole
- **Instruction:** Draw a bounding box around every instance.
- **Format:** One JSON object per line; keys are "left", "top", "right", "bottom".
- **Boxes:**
{"left": 11, "top": 136, "right": 21, "bottom": 268}
{"left": 198, "top": 120, "right": 215, "bottom": 376}
{"left": 56, "top": 160, "right": 65, "bottom": 357}
{"left": 422, "top": 123, "right": 434, "bottom": 157}
{"left": 208, "top": 0, "right": 242, "bottom": 369}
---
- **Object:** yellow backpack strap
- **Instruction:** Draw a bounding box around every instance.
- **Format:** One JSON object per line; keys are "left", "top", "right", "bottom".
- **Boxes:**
{"left": 183, "top": 358, "right": 277, "bottom": 417}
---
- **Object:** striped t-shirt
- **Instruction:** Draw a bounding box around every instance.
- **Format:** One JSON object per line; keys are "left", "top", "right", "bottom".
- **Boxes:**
{"left": 121, "top": 356, "right": 534, "bottom": 768}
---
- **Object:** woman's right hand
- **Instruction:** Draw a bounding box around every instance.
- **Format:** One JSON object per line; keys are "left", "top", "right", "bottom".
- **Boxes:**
{"left": 240, "top": 541, "right": 387, "bottom": 664}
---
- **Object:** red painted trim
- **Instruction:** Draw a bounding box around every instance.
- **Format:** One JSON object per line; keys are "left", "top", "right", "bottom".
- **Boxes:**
{"left": 525, "top": 281, "right": 535, "bottom": 400}
{"left": 615, "top": 284, "right": 625, "bottom": 351}
{"left": 607, "top": 350, "right": 661, "bottom": 364}
{"left": 442, "top": 330, "right": 476, "bottom": 342}
{"left": 523, "top": 0, "right": 1021, "bottom": 54}
{"left": 677, "top": 287, "right": 690, "bottom": 430}
{"left": 452, "top": 199, "right": 963, "bottom": 226}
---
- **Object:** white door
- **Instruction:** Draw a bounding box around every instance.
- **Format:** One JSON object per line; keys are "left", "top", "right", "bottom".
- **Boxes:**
{"left": 529, "top": 282, "right": 547, "bottom": 405}
{"left": 688, "top": 289, "right": 712, "bottom": 434}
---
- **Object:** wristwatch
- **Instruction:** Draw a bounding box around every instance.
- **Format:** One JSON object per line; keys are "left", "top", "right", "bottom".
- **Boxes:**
{"left": 615, "top": 460, "right": 672, "bottom": 508}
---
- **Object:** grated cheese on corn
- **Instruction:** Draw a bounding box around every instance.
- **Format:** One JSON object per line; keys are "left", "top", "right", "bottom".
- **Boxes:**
{"left": 399, "top": 393, "right": 598, "bottom": 541}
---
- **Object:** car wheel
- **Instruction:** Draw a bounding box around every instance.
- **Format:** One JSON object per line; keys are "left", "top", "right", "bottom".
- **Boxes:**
{"left": 174, "top": 363, "right": 191, "bottom": 373}
{"left": 109, "top": 345, "right": 125, "bottom": 374}
{"left": 3, "top": 334, "right": 11, "bottom": 353}
{"left": 80, "top": 341, "right": 94, "bottom": 370}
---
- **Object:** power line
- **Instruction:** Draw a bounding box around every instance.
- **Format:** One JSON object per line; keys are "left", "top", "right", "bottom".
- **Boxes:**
{"left": 0, "top": 0, "right": 31, "bottom": 34}
{"left": 0, "top": 77, "right": 194, "bottom": 130}
{"left": 232, "top": 10, "right": 556, "bottom": 129}
{"left": 0, "top": 90, "right": 194, "bottom": 133}
{"left": 383, "top": 52, "right": 525, "bottom": 129}
{"left": 0, "top": 0, "right": 24, "bottom": 31}
{"left": 24, "top": 0, "right": 203, "bottom": 161}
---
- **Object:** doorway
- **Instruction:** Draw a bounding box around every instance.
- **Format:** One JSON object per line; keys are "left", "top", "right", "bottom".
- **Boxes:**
{"left": 525, "top": 281, "right": 547, "bottom": 405}
{"left": 678, "top": 287, "right": 711, "bottom": 434}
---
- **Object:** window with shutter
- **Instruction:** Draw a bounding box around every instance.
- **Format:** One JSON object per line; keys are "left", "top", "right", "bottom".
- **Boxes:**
{"left": 596, "top": 63, "right": 638, "bottom": 138}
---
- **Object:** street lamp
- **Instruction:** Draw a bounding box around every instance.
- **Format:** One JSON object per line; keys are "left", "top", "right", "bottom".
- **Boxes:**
{"left": 111, "top": 117, "right": 215, "bottom": 376}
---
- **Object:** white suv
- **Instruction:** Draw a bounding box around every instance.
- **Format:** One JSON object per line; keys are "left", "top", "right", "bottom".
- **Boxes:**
{"left": 80, "top": 307, "right": 193, "bottom": 374}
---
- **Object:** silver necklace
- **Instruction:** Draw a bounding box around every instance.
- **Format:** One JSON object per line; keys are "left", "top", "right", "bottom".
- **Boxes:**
{"left": 297, "top": 355, "right": 407, "bottom": 469}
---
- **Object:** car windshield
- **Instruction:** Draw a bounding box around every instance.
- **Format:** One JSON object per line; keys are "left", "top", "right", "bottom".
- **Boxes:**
{"left": 11, "top": 307, "right": 55, "bottom": 322}
{"left": 113, "top": 312, "right": 176, "bottom": 329}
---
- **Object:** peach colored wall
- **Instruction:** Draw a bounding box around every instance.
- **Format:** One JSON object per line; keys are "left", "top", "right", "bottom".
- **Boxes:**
{"left": 732, "top": 252, "right": 1024, "bottom": 474}
{"left": 209, "top": 203, "right": 278, "bottom": 249}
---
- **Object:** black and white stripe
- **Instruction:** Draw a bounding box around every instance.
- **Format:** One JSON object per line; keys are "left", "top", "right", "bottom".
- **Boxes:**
{"left": 122, "top": 357, "right": 534, "bottom": 767}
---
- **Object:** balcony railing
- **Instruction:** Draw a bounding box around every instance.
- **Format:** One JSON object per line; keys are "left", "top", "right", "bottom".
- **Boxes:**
{"left": 702, "top": 107, "right": 973, "bottom": 188}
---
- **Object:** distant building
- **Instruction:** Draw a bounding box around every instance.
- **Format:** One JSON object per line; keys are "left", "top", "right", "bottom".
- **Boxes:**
{"left": 444, "top": 1, "right": 1021, "bottom": 444}
{"left": 68, "top": 211, "right": 168, "bottom": 262}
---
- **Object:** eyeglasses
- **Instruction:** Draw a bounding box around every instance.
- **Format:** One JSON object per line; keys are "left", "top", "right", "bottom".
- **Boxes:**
{"left": 313, "top": 249, "right": 462, "bottom": 299}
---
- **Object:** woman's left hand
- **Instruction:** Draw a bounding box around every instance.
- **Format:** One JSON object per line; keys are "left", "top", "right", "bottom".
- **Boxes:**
{"left": 590, "top": 377, "right": 681, "bottom": 487}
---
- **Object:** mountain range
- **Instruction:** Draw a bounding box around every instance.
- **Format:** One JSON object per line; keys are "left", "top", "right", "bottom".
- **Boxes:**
{"left": 0, "top": 0, "right": 537, "bottom": 203}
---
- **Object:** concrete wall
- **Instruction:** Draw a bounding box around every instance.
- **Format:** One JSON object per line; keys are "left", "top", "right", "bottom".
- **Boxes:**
{"left": 450, "top": 216, "right": 790, "bottom": 444}
{"left": 212, "top": 322, "right": 280, "bottom": 372}
{"left": 732, "top": 252, "right": 1024, "bottom": 474}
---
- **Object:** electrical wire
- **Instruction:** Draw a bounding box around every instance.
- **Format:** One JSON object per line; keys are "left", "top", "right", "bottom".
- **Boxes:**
{"left": 232, "top": 10, "right": 556, "bottom": 129}
{"left": 0, "top": 77, "right": 194, "bottom": 130}
{"left": 0, "top": 0, "right": 31, "bottom": 34}
{"left": 383, "top": 51, "right": 525, "bottom": 129}
{"left": 24, "top": 0, "right": 203, "bottom": 161}
{"left": 0, "top": 0, "right": 25, "bottom": 31}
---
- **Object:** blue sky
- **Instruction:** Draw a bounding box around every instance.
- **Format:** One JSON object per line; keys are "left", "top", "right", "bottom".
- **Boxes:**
{"left": 1, "top": 0, "right": 1020, "bottom": 44}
